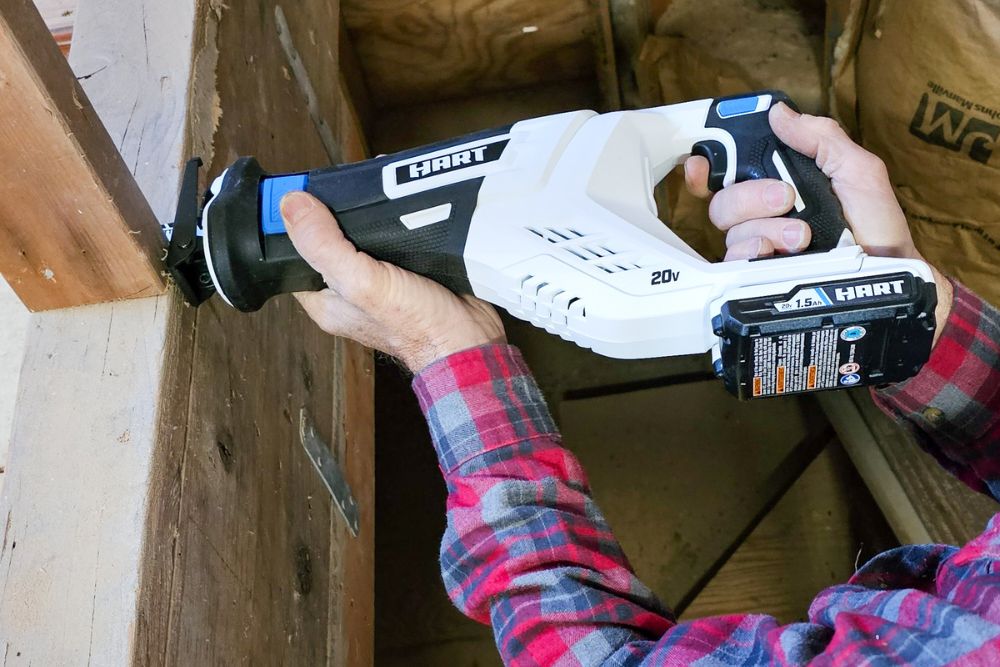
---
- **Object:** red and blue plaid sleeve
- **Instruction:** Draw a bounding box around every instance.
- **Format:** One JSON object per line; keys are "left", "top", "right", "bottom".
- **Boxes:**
{"left": 413, "top": 338, "right": 1000, "bottom": 665}
{"left": 413, "top": 345, "right": 676, "bottom": 664}
{"left": 873, "top": 281, "right": 1000, "bottom": 499}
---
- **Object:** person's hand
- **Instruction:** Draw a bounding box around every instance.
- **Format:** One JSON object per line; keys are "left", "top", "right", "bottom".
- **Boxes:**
{"left": 683, "top": 102, "right": 953, "bottom": 343}
{"left": 281, "top": 192, "right": 506, "bottom": 372}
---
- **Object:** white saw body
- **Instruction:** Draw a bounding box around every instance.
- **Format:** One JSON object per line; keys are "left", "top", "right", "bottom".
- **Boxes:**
{"left": 170, "top": 91, "right": 938, "bottom": 399}
{"left": 429, "top": 102, "right": 932, "bottom": 361}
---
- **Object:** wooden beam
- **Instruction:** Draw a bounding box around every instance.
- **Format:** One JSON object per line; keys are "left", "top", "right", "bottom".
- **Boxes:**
{"left": 682, "top": 441, "right": 897, "bottom": 622}
{"left": 0, "top": 1, "right": 374, "bottom": 663}
{"left": 0, "top": 0, "right": 164, "bottom": 311}
{"left": 608, "top": 0, "right": 651, "bottom": 108}
{"left": 559, "top": 383, "right": 828, "bottom": 612}
{"left": 820, "top": 390, "right": 996, "bottom": 546}
{"left": 339, "top": 20, "right": 374, "bottom": 141}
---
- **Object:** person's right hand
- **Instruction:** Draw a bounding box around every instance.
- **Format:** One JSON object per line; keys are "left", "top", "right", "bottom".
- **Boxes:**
{"left": 281, "top": 192, "right": 506, "bottom": 373}
{"left": 683, "top": 102, "right": 953, "bottom": 345}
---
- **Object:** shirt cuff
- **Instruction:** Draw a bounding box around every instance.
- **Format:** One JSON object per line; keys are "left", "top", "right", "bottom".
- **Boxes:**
{"left": 412, "top": 344, "right": 559, "bottom": 474}
{"left": 873, "top": 280, "right": 1000, "bottom": 446}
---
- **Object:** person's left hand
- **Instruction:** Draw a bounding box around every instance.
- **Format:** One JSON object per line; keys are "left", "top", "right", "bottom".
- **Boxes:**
{"left": 281, "top": 191, "right": 506, "bottom": 372}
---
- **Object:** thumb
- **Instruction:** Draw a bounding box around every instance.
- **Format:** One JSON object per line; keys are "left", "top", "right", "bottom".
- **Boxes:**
{"left": 281, "top": 191, "right": 380, "bottom": 297}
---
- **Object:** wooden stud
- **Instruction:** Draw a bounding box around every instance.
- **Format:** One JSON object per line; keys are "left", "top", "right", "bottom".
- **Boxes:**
{"left": 0, "top": 0, "right": 165, "bottom": 311}
{"left": 0, "top": 1, "right": 374, "bottom": 663}
{"left": 608, "top": 0, "right": 652, "bottom": 108}
{"left": 590, "top": 0, "right": 623, "bottom": 111}
{"left": 820, "top": 390, "right": 995, "bottom": 546}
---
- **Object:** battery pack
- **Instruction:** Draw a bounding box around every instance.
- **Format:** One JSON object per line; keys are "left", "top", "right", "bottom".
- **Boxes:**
{"left": 714, "top": 272, "right": 938, "bottom": 400}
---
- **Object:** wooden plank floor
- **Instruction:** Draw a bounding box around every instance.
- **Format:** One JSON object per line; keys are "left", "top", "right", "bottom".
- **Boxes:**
{"left": 558, "top": 381, "right": 816, "bottom": 611}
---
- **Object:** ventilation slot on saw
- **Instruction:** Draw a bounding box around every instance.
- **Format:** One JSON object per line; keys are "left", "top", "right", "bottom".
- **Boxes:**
{"left": 527, "top": 227, "right": 645, "bottom": 274}
{"left": 518, "top": 275, "right": 586, "bottom": 323}
{"left": 527, "top": 227, "right": 586, "bottom": 244}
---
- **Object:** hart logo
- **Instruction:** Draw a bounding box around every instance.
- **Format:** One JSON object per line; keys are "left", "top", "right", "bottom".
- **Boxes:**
{"left": 910, "top": 93, "right": 999, "bottom": 164}
{"left": 396, "top": 139, "right": 509, "bottom": 185}
{"left": 833, "top": 280, "right": 906, "bottom": 302}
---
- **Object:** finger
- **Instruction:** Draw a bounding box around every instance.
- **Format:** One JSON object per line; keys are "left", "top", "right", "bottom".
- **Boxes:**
{"left": 281, "top": 192, "right": 384, "bottom": 300}
{"left": 769, "top": 103, "right": 913, "bottom": 257}
{"left": 769, "top": 103, "right": 887, "bottom": 190}
{"left": 683, "top": 156, "right": 712, "bottom": 199}
{"left": 708, "top": 179, "right": 796, "bottom": 230}
{"left": 725, "top": 237, "right": 776, "bottom": 261}
{"left": 726, "top": 219, "right": 812, "bottom": 253}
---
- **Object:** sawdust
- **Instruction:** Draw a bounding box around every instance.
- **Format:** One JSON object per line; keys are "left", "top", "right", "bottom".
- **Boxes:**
{"left": 188, "top": 0, "right": 224, "bottom": 169}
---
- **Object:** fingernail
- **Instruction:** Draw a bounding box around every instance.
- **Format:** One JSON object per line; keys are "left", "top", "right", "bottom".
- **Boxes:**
{"left": 750, "top": 238, "right": 764, "bottom": 258}
{"left": 774, "top": 102, "right": 798, "bottom": 119}
{"left": 280, "top": 192, "right": 315, "bottom": 225}
{"left": 783, "top": 222, "right": 806, "bottom": 249}
{"left": 765, "top": 182, "right": 793, "bottom": 211}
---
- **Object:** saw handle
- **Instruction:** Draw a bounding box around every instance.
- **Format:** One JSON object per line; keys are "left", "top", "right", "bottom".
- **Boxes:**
{"left": 692, "top": 91, "right": 851, "bottom": 252}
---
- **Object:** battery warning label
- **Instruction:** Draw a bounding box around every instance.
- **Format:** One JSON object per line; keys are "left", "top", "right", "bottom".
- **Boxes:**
{"left": 751, "top": 328, "right": 847, "bottom": 397}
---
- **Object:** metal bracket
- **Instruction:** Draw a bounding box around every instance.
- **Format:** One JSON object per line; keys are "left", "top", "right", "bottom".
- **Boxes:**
{"left": 299, "top": 409, "right": 360, "bottom": 537}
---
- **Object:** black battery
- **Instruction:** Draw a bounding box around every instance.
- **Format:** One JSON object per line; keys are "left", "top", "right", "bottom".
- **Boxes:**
{"left": 713, "top": 272, "right": 938, "bottom": 400}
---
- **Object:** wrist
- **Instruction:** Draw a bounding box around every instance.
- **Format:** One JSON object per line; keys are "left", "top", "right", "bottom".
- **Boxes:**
{"left": 929, "top": 265, "right": 954, "bottom": 350}
{"left": 401, "top": 336, "right": 508, "bottom": 374}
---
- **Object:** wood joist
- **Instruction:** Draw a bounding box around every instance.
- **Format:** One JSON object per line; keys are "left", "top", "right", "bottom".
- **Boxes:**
{"left": 0, "top": 0, "right": 373, "bottom": 663}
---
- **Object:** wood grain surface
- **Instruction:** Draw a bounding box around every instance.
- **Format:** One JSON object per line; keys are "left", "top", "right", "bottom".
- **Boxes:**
{"left": 139, "top": 0, "right": 374, "bottom": 663}
{"left": 683, "top": 443, "right": 897, "bottom": 622}
{"left": 559, "top": 381, "right": 819, "bottom": 611}
{"left": 0, "top": 0, "right": 374, "bottom": 663}
{"left": 0, "top": 0, "right": 164, "bottom": 311}
{"left": 344, "top": 0, "right": 600, "bottom": 108}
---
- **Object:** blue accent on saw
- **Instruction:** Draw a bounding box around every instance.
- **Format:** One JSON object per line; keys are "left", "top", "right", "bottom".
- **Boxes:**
{"left": 261, "top": 173, "right": 309, "bottom": 236}
{"left": 717, "top": 96, "right": 760, "bottom": 118}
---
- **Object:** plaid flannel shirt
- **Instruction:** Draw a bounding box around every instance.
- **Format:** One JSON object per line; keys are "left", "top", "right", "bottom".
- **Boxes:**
{"left": 412, "top": 281, "right": 1000, "bottom": 666}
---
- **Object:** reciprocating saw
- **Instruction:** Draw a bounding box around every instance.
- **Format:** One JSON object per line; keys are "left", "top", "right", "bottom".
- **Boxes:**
{"left": 167, "top": 91, "right": 937, "bottom": 399}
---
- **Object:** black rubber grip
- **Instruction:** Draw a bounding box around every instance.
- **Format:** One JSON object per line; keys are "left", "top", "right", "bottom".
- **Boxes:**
{"left": 775, "top": 143, "right": 848, "bottom": 251}
{"left": 696, "top": 90, "right": 850, "bottom": 252}
{"left": 305, "top": 175, "right": 483, "bottom": 296}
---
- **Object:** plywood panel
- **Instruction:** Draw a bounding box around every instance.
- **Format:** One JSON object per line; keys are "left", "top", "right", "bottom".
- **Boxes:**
{"left": 344, "top": 0, "right": 600, "bottom": 108}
